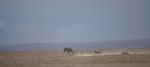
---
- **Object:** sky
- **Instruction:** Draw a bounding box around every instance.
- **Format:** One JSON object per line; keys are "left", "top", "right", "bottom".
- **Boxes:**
{"left": 0, "top": 0, "right": 150, "bottom": 44}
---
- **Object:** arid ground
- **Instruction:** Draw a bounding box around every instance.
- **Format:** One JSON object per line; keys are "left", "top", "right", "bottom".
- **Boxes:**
{"left": 0, "top": 48, "right": 150, "bottom": 67}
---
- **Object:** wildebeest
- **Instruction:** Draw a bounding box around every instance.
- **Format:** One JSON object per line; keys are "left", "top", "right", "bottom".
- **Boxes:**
{"left": 64, "top": 47, "right": 74, "bottom": 55}
{"left": 121, "top": 51, "right": 130, "bottom": 55}
{"left": 94, "top": 50, "right": 101, "bottom": 54}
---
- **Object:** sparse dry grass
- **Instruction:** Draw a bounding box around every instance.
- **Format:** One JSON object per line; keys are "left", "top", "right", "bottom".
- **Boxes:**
{"left": 0, "top": 49, "right": 150, "bottom": 67}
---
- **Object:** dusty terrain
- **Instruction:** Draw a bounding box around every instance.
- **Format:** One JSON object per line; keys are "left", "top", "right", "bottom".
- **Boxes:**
{"left": 0, "top": 48, "right": 150, "bottom": 67}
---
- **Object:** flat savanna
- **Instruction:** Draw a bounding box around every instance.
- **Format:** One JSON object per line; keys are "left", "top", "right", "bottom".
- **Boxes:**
{"left": 0, "top": 49, "right": 150, "bottom": 67}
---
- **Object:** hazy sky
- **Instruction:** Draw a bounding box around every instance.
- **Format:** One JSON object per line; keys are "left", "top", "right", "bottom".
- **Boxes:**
{"left": 0, "top": 0, "right": 150, "bottom": 44}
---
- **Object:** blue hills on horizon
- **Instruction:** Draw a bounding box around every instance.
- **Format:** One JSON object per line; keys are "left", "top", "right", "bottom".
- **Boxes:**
{"left": 0, "top": 38, "right": 150, "bottom": 51}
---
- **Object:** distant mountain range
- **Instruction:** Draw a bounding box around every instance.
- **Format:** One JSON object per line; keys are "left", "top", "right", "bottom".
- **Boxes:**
{"left": 0, "top": 39, "right": 150, "bottom": 51}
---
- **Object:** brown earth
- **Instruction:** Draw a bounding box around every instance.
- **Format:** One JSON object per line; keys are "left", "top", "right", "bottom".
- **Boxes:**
{"left": 0, "top": 49, "right": 150, "bottom": 67}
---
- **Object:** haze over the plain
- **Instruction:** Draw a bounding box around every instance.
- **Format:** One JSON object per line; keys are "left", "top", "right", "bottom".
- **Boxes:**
{"left": 0, "top": 0, "right": 150, "bottom": 45}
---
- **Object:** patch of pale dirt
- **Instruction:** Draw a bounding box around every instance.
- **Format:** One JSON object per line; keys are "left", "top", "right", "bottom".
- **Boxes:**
{"left": 74, "top": 50, "right": 150, "bottom": 57}
{"left": 74, "top": 53, "right": 100, "bottom": 56}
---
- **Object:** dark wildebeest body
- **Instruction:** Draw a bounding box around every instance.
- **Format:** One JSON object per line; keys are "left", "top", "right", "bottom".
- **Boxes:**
{"left": 64, "top": 47, "right": 74, "bottom": 55}
{"left": 122, "top": 51, "right": 130, "bottom": 55}
{"left": 94, "top": 50, "right": 101, "bottom": 54}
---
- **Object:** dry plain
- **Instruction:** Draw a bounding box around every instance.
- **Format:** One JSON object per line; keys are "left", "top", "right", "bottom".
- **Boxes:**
{"left": 0, "top": 48, "right": 150, "bottom": 67}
